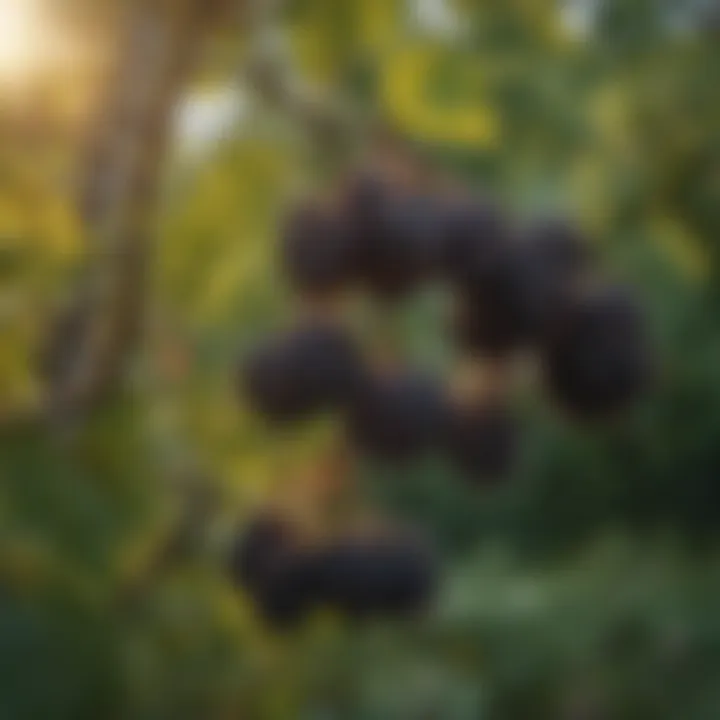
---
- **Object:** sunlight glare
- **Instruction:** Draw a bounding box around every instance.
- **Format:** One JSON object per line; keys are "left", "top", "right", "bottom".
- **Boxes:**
{"left": 0, "top": 0, "right": 45, "bottom": 84}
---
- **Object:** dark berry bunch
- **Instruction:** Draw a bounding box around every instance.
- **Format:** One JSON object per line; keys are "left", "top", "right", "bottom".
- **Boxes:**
{"left": 242, "top": 170, "right": 651, "bottom": 454}
{"left": 451, "top": 217, "right": 593, "bottom": 358}
{"left": 230, "top": 513, "right": 437, "bottom": 628}
{"left": 234, "top": 169, "right": 653, "bottom": 625}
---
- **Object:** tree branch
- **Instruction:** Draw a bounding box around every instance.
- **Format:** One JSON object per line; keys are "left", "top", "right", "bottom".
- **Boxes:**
{"left": 241, "top": 0, "right": 365, "bottom": 155}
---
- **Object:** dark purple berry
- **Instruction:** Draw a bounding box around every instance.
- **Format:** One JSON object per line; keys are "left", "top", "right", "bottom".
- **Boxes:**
{"left": 316, "top": 534, "right": 437, "bottom": 618}
{"left": 348, "top": 369, "right": 446, "bottom": 461}
{"left": 240, "top": 321, "right": 363, "bottom": 424}
{"left": 230, "top": 514, "right": 324, "bottom": 629}
{"left": 514, "top": 218, "right": 595, "bottom": 338}
{"left": 343, "top": 174, "right": 442, "bottom": 298}
{"left": 439, "top": 197, "right": 510, "bottom": 289}
{"left": 453, "top": 243, "right": 536, "bottom": 357}
{"left": 543, "top": 284, "right": 652, "bottom": 419}
{"left": 453, "top": 217, "right": 595, "bottom": 356}
{"left": 254, "top": 548, "right": 324, "bottom": 628}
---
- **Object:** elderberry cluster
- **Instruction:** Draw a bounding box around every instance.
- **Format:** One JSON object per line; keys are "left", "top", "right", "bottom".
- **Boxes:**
{"left": 242, "top": 320, "right": 519, "bottom": 481}
{"left": 230, "top": 513, "right": 437, "bottom": 627}
{"left": 242, "top": 173, "right": 651, "bottom": 464}
{"left": 233, "top": 170, "right": 653, "bottom": 626}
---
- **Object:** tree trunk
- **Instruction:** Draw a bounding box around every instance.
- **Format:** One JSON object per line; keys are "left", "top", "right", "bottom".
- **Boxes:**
{"left": 45, "top": 0, "right": 213, "bottom": 424}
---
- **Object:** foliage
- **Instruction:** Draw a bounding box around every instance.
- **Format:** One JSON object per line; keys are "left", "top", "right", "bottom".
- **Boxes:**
{"left": 1, "top": 0, "right": 720, "bottom": 718}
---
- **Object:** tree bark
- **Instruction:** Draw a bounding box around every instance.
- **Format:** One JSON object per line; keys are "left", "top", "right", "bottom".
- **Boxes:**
{"left": 45, "top": 0, "right": 214, "bottom": 424}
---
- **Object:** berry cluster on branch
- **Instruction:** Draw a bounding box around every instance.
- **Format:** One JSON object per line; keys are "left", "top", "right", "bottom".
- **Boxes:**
{"left": 233, "top": 168, "right": 653, "bottom": 627}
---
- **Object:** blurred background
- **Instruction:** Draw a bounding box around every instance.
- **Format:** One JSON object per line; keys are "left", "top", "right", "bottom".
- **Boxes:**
{"left": 1, "top": 0, "right": 720, "bottom": 718}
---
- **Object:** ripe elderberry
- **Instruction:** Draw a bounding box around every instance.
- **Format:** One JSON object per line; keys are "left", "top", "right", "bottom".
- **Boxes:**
{"left": 439, "top": 196, "right": 510, "bottom": 290}
{"left": 316, "top": 534, "right": 437, "bottom": 618}
{"left": 343, "top": 174, "right": 442, "bottom": 298}
{"left": 348, "top": 369, "right": 446, "bottom": 461}
{"left": 543, "top": 284, "right": 652, "bottom": 419}
{"left": 240, "top": 321, "right": 363, "bottom": 424}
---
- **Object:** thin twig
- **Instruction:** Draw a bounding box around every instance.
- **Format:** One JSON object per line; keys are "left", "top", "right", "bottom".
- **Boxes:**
{"left": 241, "top": 0, "right": 366, "bottom": 155}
